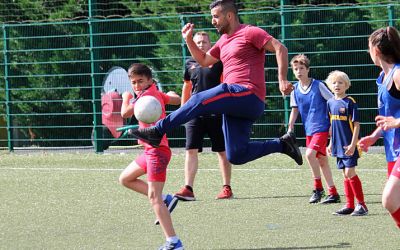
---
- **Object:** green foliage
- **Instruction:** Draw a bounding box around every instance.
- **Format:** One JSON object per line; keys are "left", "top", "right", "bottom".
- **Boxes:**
{"left": 0, "top": 2, "right": 399, "bottom": 147}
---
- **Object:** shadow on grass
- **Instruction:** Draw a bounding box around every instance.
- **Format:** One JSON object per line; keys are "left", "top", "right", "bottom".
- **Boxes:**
{"left": 234, "top": 194, "right": 311, "bottom": 200}
{"left": 223, "top": 242, "right": 351, "bottom": 249}
{"left": 234, "top": 192, "right": 382, "bottom": 201}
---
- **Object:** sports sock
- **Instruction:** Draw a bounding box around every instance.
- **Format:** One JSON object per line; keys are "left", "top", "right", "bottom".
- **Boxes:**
{"left": 388, "top": 161, "right": 395, "bottom": 177}
{"left": 167, "top": 236, "right": 179, "bottom": 243}
{"left": 185, "top": 185, "right": 193, "bottom": 192}
{"left": 328, "top": 185, "right": 338, "bottom": 196}
{"left": 344, "top": 178, "right": 355, "bottom": 209}
{"left": 349, "top": 175, "right": 366, "bottom": 207}
{"left": 390, "top": 207, "right": 400, "bottom": 228}
{"left": 314, "top": 178, "right": 323, "bottom": 190}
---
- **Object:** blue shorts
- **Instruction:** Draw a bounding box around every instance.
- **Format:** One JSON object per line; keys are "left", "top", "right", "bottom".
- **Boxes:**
{"left": 336, "top": 157, "right": 358, "bottom": 169}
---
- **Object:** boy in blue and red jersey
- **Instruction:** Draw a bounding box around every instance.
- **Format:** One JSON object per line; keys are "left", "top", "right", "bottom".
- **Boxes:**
{"left": 288, "top": 54, "right": 340, "bottom": 204}
{"left": 326, "top": 70, "right": 367, "bottom": 216}
{"left": 128, "top": 0, "right": 303, "bottom": 168}
{"left": 118, "top": 63, "right": 184, "bottom": 250}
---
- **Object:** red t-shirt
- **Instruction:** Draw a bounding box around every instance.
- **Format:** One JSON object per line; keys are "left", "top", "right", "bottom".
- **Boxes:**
{"left": 209, "top": 24, "right": 272, "bottom": 101}
{"left": 134, "top": 84, "right": 170, "bottom": 149}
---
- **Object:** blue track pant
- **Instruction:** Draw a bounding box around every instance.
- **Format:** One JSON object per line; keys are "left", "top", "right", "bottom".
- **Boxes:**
{"left": 156, "top": 83, "right": 283, "bottom": 165}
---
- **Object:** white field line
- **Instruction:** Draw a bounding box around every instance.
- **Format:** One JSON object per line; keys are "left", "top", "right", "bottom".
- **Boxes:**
{"left": 0, "top": 167, "right": 387, "bottom": 172}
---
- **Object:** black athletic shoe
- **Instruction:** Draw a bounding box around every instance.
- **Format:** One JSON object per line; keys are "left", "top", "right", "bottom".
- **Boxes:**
{"left": 321, "top": 194, "right": 341, "bottom": 204}
{"left": 128, "top": 126, "right": 163, "bottom": 148}
{"left": 333, "top": 206, "right": 354, "bottom": 216}
{"left": 280, "top": 132, "right": 303, "bottom": 165}
{"left": 351, "top": 203, "right": 368, "bottom": 216}
{"left": 309, "top": 189, "right": 325, "bottom": 203}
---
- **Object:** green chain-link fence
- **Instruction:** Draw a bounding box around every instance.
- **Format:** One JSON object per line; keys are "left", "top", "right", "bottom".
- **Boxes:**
{"left": 0, "top": 3, "right": 399, "bottom": 152}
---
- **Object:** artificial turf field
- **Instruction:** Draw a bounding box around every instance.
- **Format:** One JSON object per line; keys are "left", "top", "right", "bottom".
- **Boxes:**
{"left": 0, "top": 148, "right": 398, "bottom": 249}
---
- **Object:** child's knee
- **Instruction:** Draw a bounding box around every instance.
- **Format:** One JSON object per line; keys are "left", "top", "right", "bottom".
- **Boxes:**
{"left": 305, "top": 150, "right": 316, "bottom": 160}
{"left": 148, "top": 193, "right": 163, "bottom": 207}
{"left": 118, "top": 174, "right": 130, "bottom": 187}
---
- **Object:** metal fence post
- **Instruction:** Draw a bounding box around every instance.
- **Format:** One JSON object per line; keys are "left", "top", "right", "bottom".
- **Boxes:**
{"left": 88, "top": 0, "right": 103, "bottom": 153}
{"left": 280, "top": 0, "right": 290, "bottom": 130}
{"left": 2, "top": 24, "right": 13, "bottom": 151}
{"left": 388, "top": 4, "right": 394, "bottom": 27}
{"left": 179, "top": 15, "right": 187, "bottom": 73}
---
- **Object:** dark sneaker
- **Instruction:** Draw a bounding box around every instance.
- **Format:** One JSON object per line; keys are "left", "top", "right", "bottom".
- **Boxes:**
{"left": 128, "top": 126, "right": 162, "bottom": 147}
{"left": 216, "top": 185, "right": 234, "bottom": 199}
{"left": 333, "top": 206, "right": 354, "bottom": 216}
{"left": 280, "top": 132, "right": 303, "bottom": 165}
{"left": 155, "top": 194, "right": 179, "bottom": 225}
{"left": 309, "top": 189, "right": 325, "bottom": 203}
{"left": 321, "top": 194, "right": 341, "bottom": 204}
{"left": 351, "top": 203, "right": 368, "bottom": 216}
{"left": 175, "top": 186, "right": 195, "bottom": 201}
{"left": 159, "top": 239, "right": 184, "bottom": 250}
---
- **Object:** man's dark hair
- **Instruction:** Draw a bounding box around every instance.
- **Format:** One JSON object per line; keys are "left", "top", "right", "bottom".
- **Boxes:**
{"left": 127, "top": 63, "right": 152, "bottom": 79}
{"left": 209, "top": 0, "right": 238, "bottom": 15}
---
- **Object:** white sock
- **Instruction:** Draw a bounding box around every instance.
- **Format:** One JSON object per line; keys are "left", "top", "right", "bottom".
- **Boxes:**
{"left": 167, "top": 236, "right": 179, "bottom": 243}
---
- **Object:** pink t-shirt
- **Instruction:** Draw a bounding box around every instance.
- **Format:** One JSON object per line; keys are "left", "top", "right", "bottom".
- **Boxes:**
{"left": 209, "top": 24, "right": 272, "bottom": 101}
{"left": 134, "top": 84, "right": 170, "bottom": 149}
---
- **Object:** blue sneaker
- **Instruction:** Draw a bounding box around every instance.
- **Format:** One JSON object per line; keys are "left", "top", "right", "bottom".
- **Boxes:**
{"left": 158, "top": 239, "right": 184, "bottom": 250}
{"left": 155, "top": 194, "right": 178, "bottom": 225}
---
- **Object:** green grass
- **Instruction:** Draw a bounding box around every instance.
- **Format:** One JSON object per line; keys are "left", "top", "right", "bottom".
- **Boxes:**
{"left": 0, "top": 149, "right": 398, "bottom": 249}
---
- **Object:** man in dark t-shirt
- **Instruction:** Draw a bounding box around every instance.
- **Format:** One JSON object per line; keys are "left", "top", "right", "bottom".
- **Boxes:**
{"left": 175, "top": 31, "right": 233, "bottom": 201}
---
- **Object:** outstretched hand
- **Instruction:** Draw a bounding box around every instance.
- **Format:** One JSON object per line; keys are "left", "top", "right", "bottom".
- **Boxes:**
{"left": 375, "top": 115, "right": 400, "bottom": 131}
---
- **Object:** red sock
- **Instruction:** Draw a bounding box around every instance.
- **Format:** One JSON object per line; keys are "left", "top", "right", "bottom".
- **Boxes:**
{"left": 391, "top": 207, "right": 400, "bottom": 228}
{"left": 350, "top": 175, "right": 366, "bottom": 207}
{"left": 328, "top": 185, "right": 338, "bottom": 196}
{"left": 344, "top": 178, "right": 355, "bottom": 209}
{"left": 388, "top": 161, "right": 395, "bottom": 178}
{"left": 314, "top": 178, "right": 323, "bottom": 190}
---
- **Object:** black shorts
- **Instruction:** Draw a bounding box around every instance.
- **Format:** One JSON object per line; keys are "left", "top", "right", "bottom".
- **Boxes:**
{"left": 185, "top": 114, "right": 225, "bottom": 152}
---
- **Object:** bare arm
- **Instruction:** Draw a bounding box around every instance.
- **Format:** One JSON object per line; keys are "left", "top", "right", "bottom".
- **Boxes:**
{"left": 345, "top": 121, "right": 360, "bottom": 156}
{"left": 263, "top": 38, "right": 293, "bottom": 96}
{"left": 358, "top": 126, "right": 382, "bottom": 152}
{"left": 166, "top": 91, "right": 181, "bottom": 105}
{"left": 288, "top": 107, "right": 299, "bottom": 133}
{"left": 181, "top": 80, "right": 192, "bottom": 106}
{"left": 393, "top": 68, "right": 400, "bottom": 91}
{"left": 182, "top": 23, "right": 219, "bottom": 67}
{"left": 121, "top": 92, "right": 134, "bottom": 118}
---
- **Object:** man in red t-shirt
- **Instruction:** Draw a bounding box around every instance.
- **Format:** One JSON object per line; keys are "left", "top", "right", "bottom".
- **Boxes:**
{"left": 130, "top": 0, "right": 303, "bottom": 166}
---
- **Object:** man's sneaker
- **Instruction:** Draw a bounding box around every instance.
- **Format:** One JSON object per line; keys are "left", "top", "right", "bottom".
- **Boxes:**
{"left": 333, "top": 206, "right": 354, "bottom": 216}
{"left": 321, "top": 194, "right": 341, "bottom": 204}
{"left": 175, "top": 186, "right": 195, "bottom": 201}
{"left": 155, "top": 194, "right": 179, "bottom": 225}
{"left": 280, "top": 132, "right": 303, "bottom": 165}
{"left": 158, "top": 239, "right": 184, "bottom": 250}
{"left": 351, "top": 203, "right": 368, "bottom": 216}
{"left": 128, "top": 126, "right": 162, "bottom": 148}
{"left": 309, "top": 189, "right": 325, "bottom": 203}
{"left": 216, "top": 185, "right": 233, "bottom": 199}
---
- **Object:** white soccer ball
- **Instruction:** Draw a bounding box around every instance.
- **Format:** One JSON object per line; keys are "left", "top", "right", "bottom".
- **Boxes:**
{"left": 134, "top": 95, "right": 162, "bottom": 124}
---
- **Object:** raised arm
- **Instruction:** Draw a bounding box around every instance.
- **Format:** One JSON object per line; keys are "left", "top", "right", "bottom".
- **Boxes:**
{"left": 166, "top": 91, "right": 181, "bottom": 105}
{"left": 121, "top": 92, "right": 134, "bottom": 118}
{"left": 182, "top": 23, "right": 219, "bottom": 67}
{"left": 263, "top": 38, "right": 293, "bottom": 96}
